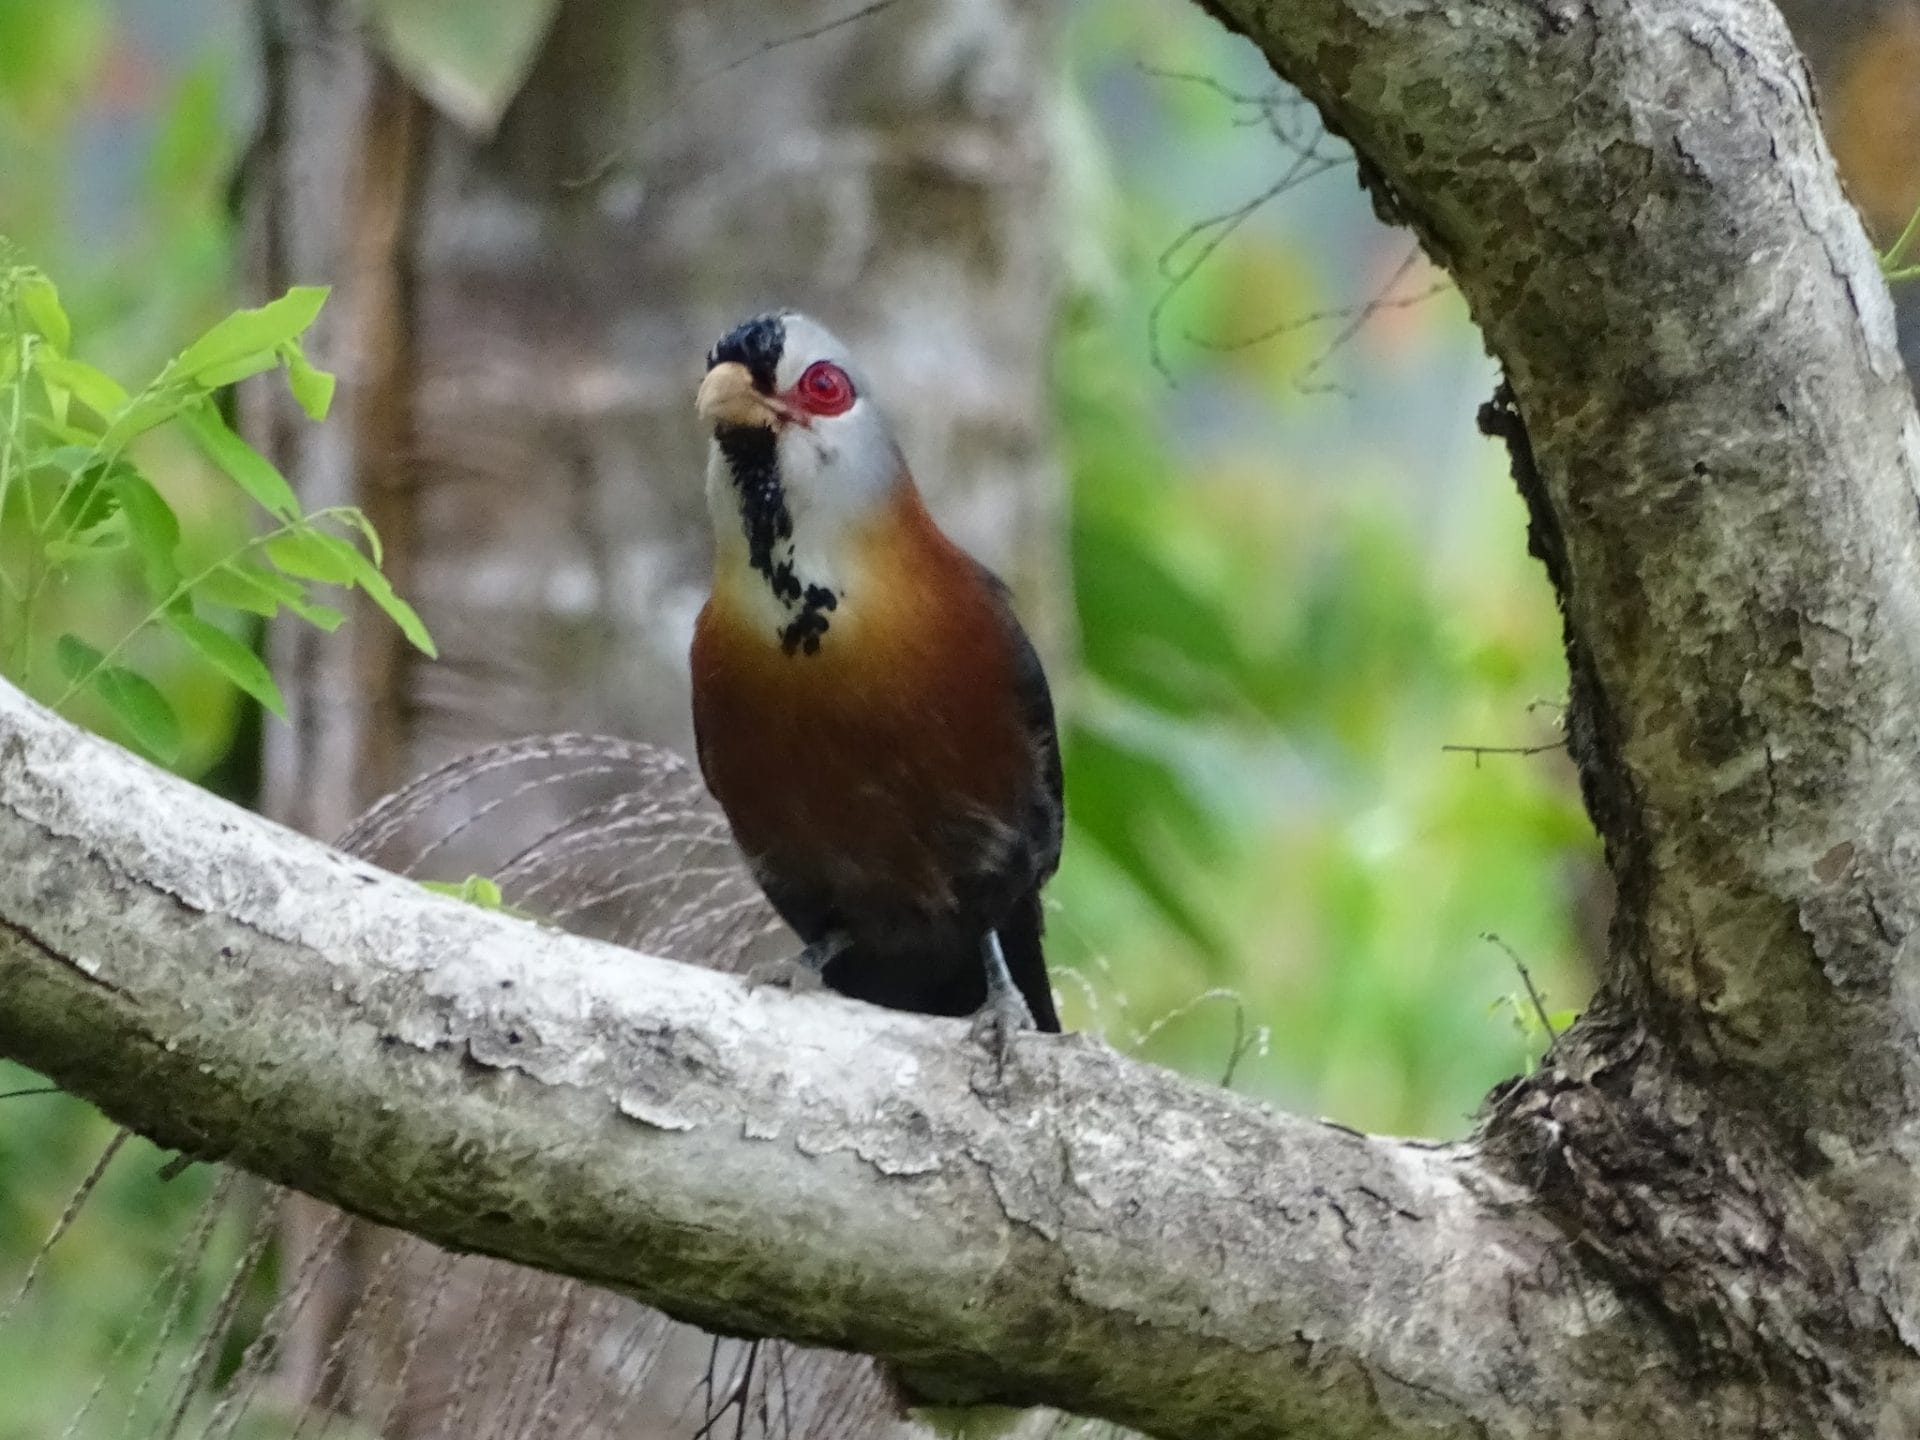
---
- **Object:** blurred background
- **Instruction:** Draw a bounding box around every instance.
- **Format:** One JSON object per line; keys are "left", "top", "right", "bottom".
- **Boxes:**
{"left": 1, "top": 0, "right": 1910, "bottom": 1435}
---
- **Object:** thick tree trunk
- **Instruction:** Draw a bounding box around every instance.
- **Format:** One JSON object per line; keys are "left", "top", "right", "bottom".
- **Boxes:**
{"left": 236, "top": 0, "right": 1064, "bottom": 1431}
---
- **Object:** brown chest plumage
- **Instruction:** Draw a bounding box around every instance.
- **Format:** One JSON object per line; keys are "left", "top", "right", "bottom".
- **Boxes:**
{"left": 690, "top": 489, "right": 1037, "bottom": 924}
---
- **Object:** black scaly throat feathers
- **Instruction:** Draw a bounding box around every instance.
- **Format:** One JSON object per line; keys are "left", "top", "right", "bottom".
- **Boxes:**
{"left": 708, "top": 314, "right": 839, "bottom": 657}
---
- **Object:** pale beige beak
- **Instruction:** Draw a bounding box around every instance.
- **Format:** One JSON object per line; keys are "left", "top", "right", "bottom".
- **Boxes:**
{"left": 697, "top": 361, "right": 782, "bottom": 429}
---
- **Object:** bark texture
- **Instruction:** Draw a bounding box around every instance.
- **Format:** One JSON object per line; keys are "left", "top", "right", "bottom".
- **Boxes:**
{"left": 0, "top": 683, "right": 1753, "bottom": 1438}
{"left": 1189, "top": 0, "right": 1920, "bottom": 1431}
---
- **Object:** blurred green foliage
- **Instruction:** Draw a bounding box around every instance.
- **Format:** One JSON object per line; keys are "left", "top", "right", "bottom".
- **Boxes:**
{"left": 1048, "top": 1, "right": 1596, "bottom": 1131}
{"left": 0, "top": 0, "right": 1598, "bottom": 1430}
{"left": 0, "top": 261, "right": 431, "bottom": 763}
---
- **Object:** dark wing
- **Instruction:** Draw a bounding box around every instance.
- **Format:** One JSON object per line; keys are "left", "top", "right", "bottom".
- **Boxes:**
{"left": 972, "top": 562, "right": 1063, "bottom": 881}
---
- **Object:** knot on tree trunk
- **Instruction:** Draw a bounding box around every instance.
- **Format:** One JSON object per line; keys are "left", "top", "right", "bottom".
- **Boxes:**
{"left": 1482, "top": 1001, "right": 1897, "bottom": 1434}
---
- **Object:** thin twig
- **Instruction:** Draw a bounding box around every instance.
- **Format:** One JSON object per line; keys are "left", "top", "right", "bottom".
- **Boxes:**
{"left": 564, "top": 0, "right": 908, "bottom": 190}
{"left": 699, "top": 0, "right": 905, "bottom": 87}
{"left": 1483, "top": 931, "right": 1558, "bottom": 1042}
{"left": 1441, "top": 740, "right": 1563, "bottom": 769}
{"left": 1188, "top": 275, "right": 1452, "bottom": 355}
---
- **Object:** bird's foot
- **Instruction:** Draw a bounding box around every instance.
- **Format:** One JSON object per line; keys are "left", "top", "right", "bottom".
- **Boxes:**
{"left": 745, "top": 938, "right": 839, "bottom": 995}
{"left": 967, "top": 984, "right": 1036, "bottom": 1070}
{"left": 969, "top": 929, "right": 1037, "bottom": 1079}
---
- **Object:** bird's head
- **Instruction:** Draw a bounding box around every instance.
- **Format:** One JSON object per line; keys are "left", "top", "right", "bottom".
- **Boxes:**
{"left": 698, "top": 310, "right": 903, "bottom": 530}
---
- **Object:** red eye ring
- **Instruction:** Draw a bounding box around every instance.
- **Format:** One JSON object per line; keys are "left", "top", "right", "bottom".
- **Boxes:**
{"left": 793, "top": 360, "right": 855, "bottom": 417}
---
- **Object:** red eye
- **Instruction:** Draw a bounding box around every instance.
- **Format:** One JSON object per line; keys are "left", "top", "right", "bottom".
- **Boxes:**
{"left": 793, "top": 360, "right": 855, "bottom": 417}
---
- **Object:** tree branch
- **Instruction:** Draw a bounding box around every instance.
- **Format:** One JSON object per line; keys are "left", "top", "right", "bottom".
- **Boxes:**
{"left": 1204, "top": 0, "right": 1920, "bottom": 1132}
{"left": 1184, "top": 0, "right": 1920, "bottom": 1426}
{"left": 0, "top": 679, "right": 1699, "bottom": 1437}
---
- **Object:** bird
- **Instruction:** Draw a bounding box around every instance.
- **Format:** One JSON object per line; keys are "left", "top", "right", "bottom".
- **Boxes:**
{"left": 688, "top": 311, "right": 1062, "bottom": 1045}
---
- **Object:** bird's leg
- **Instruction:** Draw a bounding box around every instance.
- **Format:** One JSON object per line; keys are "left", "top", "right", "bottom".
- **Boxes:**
{"left": 745, "top": 933, "right": 846, "bottom": 995}
{"left": 968, "top": 930, "right": 1036, "bottom": 1066}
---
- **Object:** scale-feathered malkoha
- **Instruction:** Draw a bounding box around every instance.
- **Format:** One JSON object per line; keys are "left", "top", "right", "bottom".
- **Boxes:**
{"left": 689, "top": 312, "right": 1062, "bottom": 1039}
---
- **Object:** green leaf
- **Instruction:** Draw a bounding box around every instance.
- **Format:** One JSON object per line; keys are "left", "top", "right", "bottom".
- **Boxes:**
{"left": 104, "top": 470, "right": 182, "bottom": 597}
{"left": 57, "top": 636, "right": 182, "bottom": 762}
{"left": 54, "top": 633, "right": 104, "bottom": 686}
{"left": 171, "top": 286, "right": 329, "bottom": 385}
{"left": 198, "top": 561, "right": 350, "bottom": 631}
{"left": 196, "top": 562, "right": 285, "bottom": 618}
{"left": 280, "top": 341, "right": 335, "bottom": 421}
{"left": 265, "top": 528, "right": 360, "bottom": 584}
{"left": 192, "top": 351, "right": 283, "bottom": 389}
{"left": 35, "top": 354, "right": 129, "bottom": 422}
{"left": 95, "top": 666, "right": 183, "bottom": 761}
{"left": 179, "top": 401, "right": 301, "bottom": 520}
{"left": 19, "top": 273, "right": 69, "bottom": 352}
{"left": 287, "top": 597, "right": 348, "bottom": 631}
{"left": 45, "top": 461, "right": 120, "bottom": 538}
{"left": 422, "top": 874, "right": 505, "bottom": 908}
{"left": 270, "top": 523, "right": 433, "bottom": 653}
{"left": 99, "top": 390, "right": 190, "bottom": 453}
{"left": 421, "top": 873, "right": 531, "bottom": 918}
{"left": 350, "top": 559, "right": 436, "bottom": 657}
{"left": 44, "top": 519, "right": 127, "bottom": 560}
{"left": 1062, "top": 720, "right": 1228, "bottom": 966}
{"left": 365, "top": 0, "right": 564, "bottom": 134}
{"left": 165, "top": 610, "right": 287, "bottom": 718}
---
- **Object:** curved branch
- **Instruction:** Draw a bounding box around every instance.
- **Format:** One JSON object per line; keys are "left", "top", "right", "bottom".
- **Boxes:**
{"left": 1187, "top": 0, "right": 1920, "bottom": 1424}
{"left": 1205, "top": 0, "right": 1920, "bottom": 1131}
{"left": 0, "top": 680, "right": 1681, "bottom": 1437}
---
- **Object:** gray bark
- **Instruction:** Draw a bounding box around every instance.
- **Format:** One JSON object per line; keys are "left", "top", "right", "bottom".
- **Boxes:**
{"left": 0, "top": 681, "right": 1727, "bottom": 1439}
{"left": 7, "top": 0, "right": 1920, "bottom": 1434}
{"left": 1191, "top": 0, "right": 1920, "bottom": 1429}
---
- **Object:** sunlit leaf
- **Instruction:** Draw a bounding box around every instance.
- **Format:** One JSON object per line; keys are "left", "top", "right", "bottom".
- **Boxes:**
{"left": 170, "top": 286, "right": 328, "bottom": 385}
{"left": 18, "top": 273, "right": 69, "bottom": 352}
{"left": 280, "top": 341, "right": 335, "bottom": 421}
{"left": 191, "top": 351, "right": 282, "bottom": 389}
{"left": 179, "top": 401, "right": 301, "bottom": 520}
{"left": 264, "top": 528, "right": 359, "bottom": 585}
{"left": 34, "top": 354, "right": 128, "bottom": 423}
{"left": 164, "top": 610, "right": 286, "bottom": 719}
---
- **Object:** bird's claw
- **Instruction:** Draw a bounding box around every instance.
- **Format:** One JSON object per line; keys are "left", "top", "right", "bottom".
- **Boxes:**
{"left": 967, "top": 985, "right": 1035, "bottom": 1074}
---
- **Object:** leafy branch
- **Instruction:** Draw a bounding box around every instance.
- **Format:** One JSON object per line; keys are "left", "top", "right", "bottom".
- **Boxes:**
{"left": 0, "top": 249, "right": 433, "bottom": 763}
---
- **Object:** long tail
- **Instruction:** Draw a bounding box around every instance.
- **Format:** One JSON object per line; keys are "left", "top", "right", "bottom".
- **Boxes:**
{"left": 1001, "top": 888, "right": 1061, "bottom": 1033}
